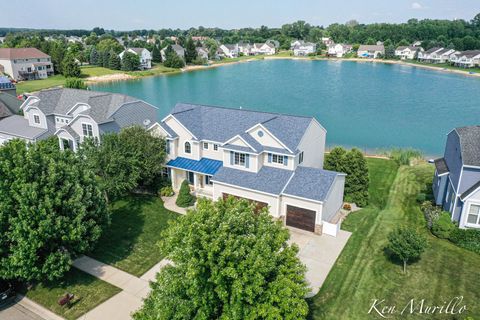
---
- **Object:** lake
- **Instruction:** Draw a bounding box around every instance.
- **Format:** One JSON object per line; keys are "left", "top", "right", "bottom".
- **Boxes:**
{"left": 91, "top": 59, "right": 480, "bottom": 156}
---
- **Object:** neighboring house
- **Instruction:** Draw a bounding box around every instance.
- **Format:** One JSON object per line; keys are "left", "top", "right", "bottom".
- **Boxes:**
{"left": 0, "top": 88, "right": 157, "bottom": 150}
{"left": 428, "top": 48, "right": 456, "bottom": 63}
{"left": 417, "top": 47, "right": 443, "bottom": 62}
{"left": 66, "top": 36, "right": 83, "bottom": 43}
{"left": 394, "top": 46, "right": 424, "bottom": 60}
{"left": 218, "top": 44, "right": 239, "bottom": 58}
{"left": 195, "top": 47, "right": 209, "bottom": 60}
{"left": 327, "top": 44, "right": 353, "bottom": 57}
{"left": 252, "top": 43, "right": 276, "bottom": 55}
{"left": 450, "top": 50, "right": 480, "bottom": 68}
{"left": 322, "top": 37, "right": 334, "bottom": 46}
{"left": 0, "top": 76, "right": 16, "bottom": 96}
{"left": 0, "top": 48, "right": 54, "bottom": 81}
{"left": 238, "top": 43, "right": 252, "bottom": 56}
{"left": 412, "top": 40, "right": 422, "bottom": 47}
{"left": 290, "top": 40, "right": 306, "bottom": 49}
{"left": 266, "top": 39, "right": 280, "bottom": 49}
{"left": 433, "top": 126, "right": 480, "bottom": 230}
{"left": 119, "top": 48, "right": 152, "bottom": 69}
{"left": 357, "top": 45, "right": 385, "bottom": 58}
{"left": 161, "top": 44, "right": 185, "bottom": 61}
{"left": 149, "top": 103, "right": 346, "bottom": 236}
{"left": 293, "top": 42, "right": 316, "bottom": 56}
{"left": 0, "top": 92, "right": 22, "bottom": 119}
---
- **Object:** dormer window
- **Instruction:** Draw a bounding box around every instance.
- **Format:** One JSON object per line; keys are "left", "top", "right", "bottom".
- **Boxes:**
{"left": 268, "top": 153, "right": 288, "bottom": 166}
{"left": 185, "top": 141, "right": 191, "bottom": 154}
{"left": 33, "top": 115, "right": 40, "bottom": 124}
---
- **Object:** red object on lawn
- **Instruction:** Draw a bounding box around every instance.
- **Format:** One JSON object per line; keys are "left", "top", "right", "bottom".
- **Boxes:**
{"left": 58, "top": 293, "right": 74, "bottom": 306}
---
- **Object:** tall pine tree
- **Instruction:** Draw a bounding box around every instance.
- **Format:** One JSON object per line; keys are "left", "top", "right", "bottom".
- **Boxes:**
{"left": 185, "top": 38, "right": 197, "bottom": 63}
{"left": 109, "top": 50, "right": 121, "bottom": 70}
{"left": 152, "top": 46, "right": 162, "bottom": 63}
{"left": 90, "top": 47, "right": 99, "bottom": 65}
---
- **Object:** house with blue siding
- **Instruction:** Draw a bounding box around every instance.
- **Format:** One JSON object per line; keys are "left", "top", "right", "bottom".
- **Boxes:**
{"left": 433, "top": 126, "right": 480, "bottom": 229}
{"left": 149, "top": 103, "right": 346, "bottom": 236}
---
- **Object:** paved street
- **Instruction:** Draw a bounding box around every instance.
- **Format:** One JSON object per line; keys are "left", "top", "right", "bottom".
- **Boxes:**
{"left": 0, "top": 301, "right": 44, "bottom": 320}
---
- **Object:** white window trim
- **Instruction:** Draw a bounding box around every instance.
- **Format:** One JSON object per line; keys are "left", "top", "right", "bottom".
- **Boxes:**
{"left": 184, "top": 141, "right": 192, "bottom": 154}
{"left": 33, "top": 114, "right": 40, "bottom": 124}
{"left": 81, "top": 122, "right": 94, "bottom": 137}
{"left": 465, "top": 201, "right": 480, "bottom": 227}
{"left": 234, "top": 152, "right": 246, "bottom": 166}
{"left": 203, "top": 142, "right": 209, "bottom": 150}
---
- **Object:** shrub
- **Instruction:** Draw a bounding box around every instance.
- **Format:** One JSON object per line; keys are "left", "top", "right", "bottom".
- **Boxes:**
{"left": 175, "top": 180, "right": 196, "bottom": 207}
{"left": 449, "top": 228, "right": 480, "bottom": 254}
{"left": 385, "top": 148, "right": 423, "bottom": 165}
{"left": 431, "top": 212, "right": 455, "bottom": 239}
{"left": 160, "top": 186, "right": 174, "bottom": 197}
{"left": 420, "top": 201, "right": 441, "bottom": 228}
{"left": 65, "top": 78, "right": 87, "bottom": 89}
{"left": 416, "top": 193, "right": 426, "bottom": 203}
{"left": 192, "top": 56, "right": 207, "bottom": 65}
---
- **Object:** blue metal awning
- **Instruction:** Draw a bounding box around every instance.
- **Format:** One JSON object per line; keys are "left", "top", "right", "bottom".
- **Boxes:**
{"left": 166, "top": 157, "right": 223, "bottom": 175}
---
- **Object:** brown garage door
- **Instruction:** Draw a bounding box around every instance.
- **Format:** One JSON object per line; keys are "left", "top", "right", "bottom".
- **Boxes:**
{"left": 286, "top": 205, "right": 316, "bottom": 232}
{"left": 223, "top": 193, "right": 268, "bottom": 213}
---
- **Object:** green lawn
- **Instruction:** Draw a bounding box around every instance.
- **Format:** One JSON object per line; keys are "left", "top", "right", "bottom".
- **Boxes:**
{"left": 23, "top": 268, "right": 120, "bottom": 320}
{"left": 80, "top": 65, "right": 120, "bottom": 77}
{"left": 308, "top": 158, "right": 480, "bottom": 319}
{"left": 89, "top": 194, "right": 180, "bottom": 277}
{"left": 16, "top": 74, "right": 66, "bottom": 94}
{"left": 405, "top": 59, "right": 480, "bottom": 74}
{"left": 126, "top": 63, "right": 179, "bottom": 77}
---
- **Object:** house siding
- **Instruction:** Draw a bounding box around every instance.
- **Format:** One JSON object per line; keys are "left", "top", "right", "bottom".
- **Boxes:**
{"left": 296, "top": 120, "right": 325, "bottom": 169}
{"left": 443, "top": 131, "right": 463, "bottom": 190}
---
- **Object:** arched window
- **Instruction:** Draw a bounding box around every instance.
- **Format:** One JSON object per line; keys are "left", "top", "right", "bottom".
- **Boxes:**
{"left": 184, "top": 141, "right": 191, "bottom": 154}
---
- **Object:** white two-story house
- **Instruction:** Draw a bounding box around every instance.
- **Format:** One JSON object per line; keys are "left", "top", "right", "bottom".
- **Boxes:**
{"left": 149, "top": 103, "right": 346, "bottom": 236}
{"left": 0, "top": 88, "right": 157, "bottom": 150}
{"left": 0, "top": 48, "right": 54, "bottom": 81}
{"left": 119, "top": 48, "right": 152, "bottom": 69}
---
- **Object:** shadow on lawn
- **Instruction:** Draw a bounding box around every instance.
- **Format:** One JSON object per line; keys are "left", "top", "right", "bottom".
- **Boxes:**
{"left": 88, "top": 194, "right": 154, "bottom": 266}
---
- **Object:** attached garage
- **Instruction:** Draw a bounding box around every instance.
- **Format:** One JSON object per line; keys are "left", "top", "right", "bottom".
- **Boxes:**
{"left": 286, "top": 205, "right": 316, "bottom": 232}
{"left": 222, "top": 193, "right": 268, "bottom": 213}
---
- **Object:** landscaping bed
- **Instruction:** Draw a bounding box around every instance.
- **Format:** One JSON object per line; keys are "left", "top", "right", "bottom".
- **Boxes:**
{"left": 308, "top": 158, "right": 480, "bottom": 319}
{"left": 22, "top": 268, "right": 120, "bottom": 320}
{"left": 89, "top": 194, "right": 180, "bottom": 277}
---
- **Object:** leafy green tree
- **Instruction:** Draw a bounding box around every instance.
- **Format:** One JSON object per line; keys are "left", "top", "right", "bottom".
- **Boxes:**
{"left": 387, "top": 227, "right": 427, "bottom": 274}
{"left": 101, "top": 50, "right": 110, "bottom": 68}
{"left": 175, "top": 180, "right": 195, "bottom": 207}
{"left": 397, "top": 39, "right": 410, "bottom": 47}
{"left": 108, "top": 49, "right": 121, "bottom": 70}
{"left": 96, "top": 38, "right": 124, "bottom": 54}
{"left": 134, "top": 197, "right": 309, "bottom": 320}
{"left": 163, "top": 46, "right": 185, "bottom": 68}
{"left": 49, "top": 40, "right": 66, "bottom": 74}
{"left": 121, "top": 51, "right": 141, "bottom": 71}
{"left": 151, "top": 45, "right": 161, "bottom": 63}
{"left": 0, "top": 139, "right": 109, "bottom": 282}
{"left": 365, "top": 37, "right": 376, "bottom": 45}
{"left": 61, "top": 53, "right": 81, "bottom": 77}
{"left": 80, "top": 126, "right": 166, "bottom": 202}
{"left": 65, "top": 78, "right": 87, "bottom": 89}
{"left": 324, "top": 146, "right": 347, "bottom": 172}
{"left": 385, "top": 44, "right": 396, "bottom": 59}
{"left": 184, "top": 37, "right": 197, "bottom": 63}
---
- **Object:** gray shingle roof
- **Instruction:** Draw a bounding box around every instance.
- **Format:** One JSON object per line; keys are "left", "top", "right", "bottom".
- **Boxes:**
{"left": 158, "top": 122, "right": 178, "bottom": 138}
{"left": 425, "top": 47, "right": 442, "bottom": 54}
{"left": 460, "top": 50, "right": 480, "bottom": 58}
{"left": 434, "top": 157, "right": 449, "bottom": 174}
{"left": 58, "top": 125, "right": 79, "bottom": 139}
{"left": 28, "top": 88, "right": 138, "bottom": 123}
{"left": 283, "top": 167, "right": 339, "bottom": 203}
{"left": 213, "top": 166, "right": 294, "bottom": 195}
{"left": 168, "top": 103, "right": 313, "bottom": 152}
{"left": 358, "top": 45, "right": 385, "bottom": 52}
{"left": 460, "top": 180, "right": 480, "bottom": 200}
{"left": 0, "top": 115, "right": 46, "bottom": 139}
{"left": 455, "top": 126, "right": 480, "bottom": 166}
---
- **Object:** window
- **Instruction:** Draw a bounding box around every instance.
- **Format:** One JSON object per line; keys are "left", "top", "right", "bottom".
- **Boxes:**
{"left": 56, "top": 118, "right": 60, "bottom": 122}
{"left": 272, "top": 154, "right": 285, "bottom": 164}
{"left": 234, "top": 152, "right": 246, "bottom": 166}
{"left": 299, "top": 151, "right": 304, "bottom": 164}
{"left": 186, "top": 171, "right": 194, "bottom": 185}
{"left": 205, "top": 175, "right": 213, "bottom": 185}
{"left": 213, "top": 144, "right": 218, "bottom": 151}
{"left": 33, "top": 115, "right": 40, "bottom": 124}
{"left": 184, "top": 141, "right": 191, "bottom": 154}
{"left": 165, "top": 140, "right": 170, "bottom": 154}
{"left": 203, "top": 142, "right": 209, "bottom": 150}
{"left": 467, "top": 204, "right": 480, "bottom": 225}
{"left": 82, "top": 123, "right": 93, "bottom": 137}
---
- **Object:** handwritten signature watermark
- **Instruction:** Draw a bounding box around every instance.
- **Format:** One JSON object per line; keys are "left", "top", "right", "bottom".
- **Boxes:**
{"left": 368, "top": 296, "right": 467, "bottom": 318}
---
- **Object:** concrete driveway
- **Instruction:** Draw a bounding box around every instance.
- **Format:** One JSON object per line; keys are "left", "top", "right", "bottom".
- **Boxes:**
{"left": 288, "top": 228, "right": 351, "bottom": 297}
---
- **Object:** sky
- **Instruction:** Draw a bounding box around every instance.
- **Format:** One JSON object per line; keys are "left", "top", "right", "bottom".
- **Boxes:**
{"left": 3, "top": 0, "right": 480, "bottom": 30}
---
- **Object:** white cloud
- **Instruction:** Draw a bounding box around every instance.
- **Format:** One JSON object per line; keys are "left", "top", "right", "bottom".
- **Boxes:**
{"left": 411, "top": 2, "right": 424, "bottom": 10}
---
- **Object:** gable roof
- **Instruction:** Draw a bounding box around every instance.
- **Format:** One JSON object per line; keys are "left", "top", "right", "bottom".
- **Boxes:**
{"left": 425, "top": 47, "right": 443, "bottom": 54}
{"left": 167, "top": 103, "right": 313, "bottom": 152}
{"left": 459, "top": 50, "right": 480, "bottom": 58}
{"left": 454, "top": 126, "right": 480, "bottom": 167}
{"left": 0, "top": 115, "right": 46, "bottom": 139}
{"left": 358, "top": 44, "right": 384, "bottom": 52}
{"left": 128, "top": 48, "right": 148, "bottom": 55}
{"left": 0, "top": 48, "right": 50, "bottom": 60}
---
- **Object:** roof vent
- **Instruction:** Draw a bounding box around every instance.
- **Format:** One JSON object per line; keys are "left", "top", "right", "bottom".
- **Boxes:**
{"left": 143, "top": 119, "right": 151, "bottom": 127}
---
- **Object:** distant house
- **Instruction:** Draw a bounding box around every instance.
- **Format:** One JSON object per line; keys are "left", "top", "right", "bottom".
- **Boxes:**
{"left": 293, "top": 42, "right": 316, "bottom": 56}
{"left": 192, "top": 36, "right": 209, "bottom": 42}
{"left": 0, "top": 76, "right": 16, "bottom": 96}
{"left": 394, "top": 46, "right": 424, "bottom": 60}
{"left": 238, "top": 43, "right": 252, "bottom": 56}
{"left": 327, "top": 44, "right": 353, "bottom": 57}
{"left": 252, "top": 42, "right": 276, "bottom": 55}
{"left": 290, "top": 40, "right": 305, "bottom": 49}
{"left": 195, "top": 47, "right": 209, "bottom": 60}
{"left": 450, "top": 50, "right": 480, "bottom": 68}
{"left": 433, "top": 126, "right": 480, "bottom": 230}
{"left": 0, "top": 48, "right": 54, "bottom": 81}
{"left": 119, "top": 48, "right": 152, "bottom": 69}
{"left": 412, "top": 40, "right": 422, "bottom": 47}
{"left": 218, "top": 44, "right": 239, "bottom": 58}
{"left": 66, "top": 36, "right": 83, "bottom": 43}
{"left": 429, "top": 48, "right": 456, "bottom": 64}
{"left": 357, "top": 45, "right": 385, "bottom": 58}
{"left": 266, "top": 39, "right": 280, "bottom": 49}
{"left": 321, "top": 37, "right": 334, "bottom": 46}
{"left": 0, "top": 88, "right": 157, "bottom": 149}
{"left": 417, "top": 47, "right": 443, "bottom": 62}
{"left": 161, "top": 44, "right": 185, "bottom": 61}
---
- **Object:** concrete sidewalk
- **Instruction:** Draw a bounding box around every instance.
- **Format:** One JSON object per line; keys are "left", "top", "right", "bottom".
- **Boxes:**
{"left": 73, "top": 256, "right": 170, "bottom": 320}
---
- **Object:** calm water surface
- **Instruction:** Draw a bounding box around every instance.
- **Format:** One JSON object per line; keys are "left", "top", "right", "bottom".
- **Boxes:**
{"left": 91, "top": 60, "right": 480, "bottom": 156}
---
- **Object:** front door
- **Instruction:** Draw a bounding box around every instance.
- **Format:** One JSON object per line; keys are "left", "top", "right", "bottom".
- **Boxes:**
{"left": 186, "top": 171, "right": 194, "bottom": 185}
